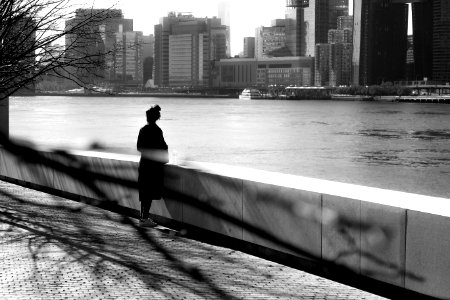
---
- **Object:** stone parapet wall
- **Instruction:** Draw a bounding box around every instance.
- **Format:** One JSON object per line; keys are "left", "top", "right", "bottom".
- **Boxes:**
{"left": 0, "top": 148, "right": 448, "bottom": 299}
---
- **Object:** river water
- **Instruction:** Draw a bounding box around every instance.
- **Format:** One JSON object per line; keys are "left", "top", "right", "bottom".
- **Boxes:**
{"left": 9, "top": 95, "right": 450, "bottom": 199}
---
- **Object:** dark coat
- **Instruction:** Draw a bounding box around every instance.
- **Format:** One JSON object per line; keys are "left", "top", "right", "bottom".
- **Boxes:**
{"left": 137, "top": 123, "right": 168, "bottom": 201}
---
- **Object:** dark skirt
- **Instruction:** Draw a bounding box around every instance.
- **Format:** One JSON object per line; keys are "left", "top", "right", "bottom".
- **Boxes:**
{"left": 138, "top": 159, "right": 164, "bottom": 201}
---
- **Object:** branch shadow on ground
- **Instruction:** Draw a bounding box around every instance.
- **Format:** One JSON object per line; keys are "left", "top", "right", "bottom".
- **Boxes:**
{"left": 0, "top": 135, "right": 431, "bottom": 299}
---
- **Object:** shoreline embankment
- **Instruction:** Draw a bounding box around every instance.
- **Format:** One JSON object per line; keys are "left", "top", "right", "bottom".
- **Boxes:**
{"left": 16, "top": 92, "right": 450, "bottom": 103}
{"left": 31, "top": 92, "right": 235, "bottom": 99}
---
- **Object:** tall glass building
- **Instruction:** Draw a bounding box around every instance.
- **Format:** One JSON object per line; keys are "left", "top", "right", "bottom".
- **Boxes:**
{"left": 154, "top": 13, "right": 228, "bottom": 88}
{"left": 65, "top": 9, "right": 133, "bottom": 85}
{"left": 431, "top": 0, "right": 450, "bottom": 83}
{"left": 353, "top": 0, "right": 450, "bottom": 85}
{"left": 285, "top": 0, "right": 348, "bottom": 57}
{"left": 255, "top": 20, "right": 287, "bottom": 58}
{"left": 352, "top": 0, "right": 408, "bottom": 85}
{"left": 112, "top": 31, "right": 143, "bottom": 86}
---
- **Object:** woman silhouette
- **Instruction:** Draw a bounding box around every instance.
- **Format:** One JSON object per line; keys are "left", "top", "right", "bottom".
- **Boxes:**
{"left": 137, "top": 104, "right": 168, "bottom": 227}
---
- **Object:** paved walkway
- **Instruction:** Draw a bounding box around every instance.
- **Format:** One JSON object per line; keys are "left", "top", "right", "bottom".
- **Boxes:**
{"left": 0, "top": 180, "right": 387, "bottom": 300}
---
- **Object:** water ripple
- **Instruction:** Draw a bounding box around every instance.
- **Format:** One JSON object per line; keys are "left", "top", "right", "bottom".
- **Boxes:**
{"left": 409, "top": 130, "right": 450, "bottom": 140}
{"left": 413, "top": 111, "right": 450, "bottom": 116}
{"left": 413, "top": 148, "right": 450, "bottom": 154}
{"left": 311, "top": 121, "right": 330, "bottom": 125}
{"left": 357, "top": 129, "right": 405, "bottom": 139}
{"left": 355, "top": 150, "right": 450, "bottom": 168}
{"left": 338, "top": 129, "right": 450, "bottom": 141}
{"left": 365, "top": 110, "right": 403, "bottom": 115}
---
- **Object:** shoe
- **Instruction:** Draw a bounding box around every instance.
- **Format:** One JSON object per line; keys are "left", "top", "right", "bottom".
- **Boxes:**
{"left": 139, "top": 218, "right": 157, "bottom": 228}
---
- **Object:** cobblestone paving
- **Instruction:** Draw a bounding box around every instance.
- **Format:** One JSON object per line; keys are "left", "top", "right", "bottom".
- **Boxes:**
{"left": 0, "top": 180, "right": 387, "bottom": 300}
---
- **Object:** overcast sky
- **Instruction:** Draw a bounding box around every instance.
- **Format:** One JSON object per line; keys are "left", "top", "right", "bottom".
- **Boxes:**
{"left": 77, "top": 1, "right": 412, "bottom": 56}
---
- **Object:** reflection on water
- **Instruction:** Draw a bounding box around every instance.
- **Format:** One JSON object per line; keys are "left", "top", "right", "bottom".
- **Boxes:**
{"left": 339, "top": 129, "right": 450, "bottom": 141}
{"left": 9, "top": 96, "right": 450, "bottom": 198}
{"left": 414, "top": 111, "right": 450, "bottom": 116}
{"left": 414, "top": 148, "right": 450, "bottom": 154}
{"left": 356, "top": 150, "right": 404, "bottom": 166}
{"left": 355, "top": 150, "right": 450, "bottom": 168}
{"left": 357, "top": 129, "right": 404, "bottom": 139}
{"left": 410, "top": 130, "right": 450, "bottom": 140}
{"left": 310, "top": 121, "right": 330, "bottom": 126}
{"left": 365, "top": 110, "right": 403, "bottom": 115}
{"left": 339, "top": 127, "right": 450, "bottom": 171}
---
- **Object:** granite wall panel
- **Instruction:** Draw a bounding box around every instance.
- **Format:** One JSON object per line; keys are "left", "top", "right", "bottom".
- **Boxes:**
{"left": 0, "top": 149, "right": 53, "bottom": 187}
{"left": 50, "top": 153, "right": 102, "bottom": 200}
{"left": 360, "top": 202, "right": 406, "bottom": 287}
{"left": 181, "top": 169, "right": 243, "bottom": 239}
{"left": 322, "top": 194, "right": 361, "bottom": 273}
{"left": 405, "top": 211, "right": 450, "bottom": 299}
{"left": 243, "top": 180, "right": 322, "bottom": 259}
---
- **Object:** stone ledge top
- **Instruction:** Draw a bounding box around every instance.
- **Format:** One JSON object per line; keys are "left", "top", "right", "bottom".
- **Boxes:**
{"left": 63, "top": 150, "right": 450, "bottom": 218}
{"left": 188, "top": 161, "right": 450, "bottom": 218}
{"left": 70, "top": 150, "right": 140, "bottom": 162}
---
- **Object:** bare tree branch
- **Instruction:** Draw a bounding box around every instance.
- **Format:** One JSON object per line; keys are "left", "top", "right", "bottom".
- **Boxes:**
{"left": 0, "top": 0, "right": 125, "bottom": 100}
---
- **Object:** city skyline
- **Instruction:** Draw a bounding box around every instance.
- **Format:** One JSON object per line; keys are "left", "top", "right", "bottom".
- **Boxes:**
{"left": 73, "top": 0, "right": 414, "bottom": 57}
{"left": 70, "top": 0, "right": 311, "bottom": 56}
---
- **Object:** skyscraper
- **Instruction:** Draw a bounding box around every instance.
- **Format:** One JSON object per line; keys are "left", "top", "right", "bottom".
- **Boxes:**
{"left": 431, "top": 0, "right": 450, "bottom": 83}
{"left": 328, "top": 16, "right": 353, "bottom": 87}
{"left": 154, "top": 13, "right": 228, "bottom": 87}
{"left": 337, "top": 15, "right": 353, "bottom": 30}
{"left": 243, "top": 37, "right": 255, "bottom": 58}
{"left": 328, "top": 28, "right": 352, "bottom": 44}
{"left": 255, "top": 20, "right": 287, "bottom": 58}
{"left": 112, "top": 31, "right": 143, "bottom": 86}
{"left": 218, "top": 1, "right": 231, "bottom": 57}
{"left": 314, "top": 43, "right": 331, "bottom": 86}
{"left": 142, "top": 35, "right": 155, "bottom": 85}
{"left": 329, "top": 43, "right": 352, "bottom": 86}
{"left": 412, "top": 1, "right": 432, "bottom": 81}
{"left": 353, "top": 0, "right": 450, "bottom": 85}
{"left": 405, "top": 35, "right": 415, "bottom": 80}
{"left": 65, "top": 9, "right": 133, "bottom": 85}
{"left": 328, "top": 0, "right": 349, "bottom": 29}
{"left": 352, "top": 0, "right": 408, "bottom": 85}
{"left": 285, "top": 5, "right": 303, "bottom": 56}
{"left": 285, "top": 0, "right": 348, "bottom": 57}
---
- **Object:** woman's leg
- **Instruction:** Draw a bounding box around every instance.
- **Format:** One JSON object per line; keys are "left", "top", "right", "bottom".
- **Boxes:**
{"left": 140, "top": 199, "right": 153, "bottom": 220}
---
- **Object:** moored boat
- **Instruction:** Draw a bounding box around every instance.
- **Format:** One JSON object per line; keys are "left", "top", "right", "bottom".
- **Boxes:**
{"left": 239, "top": 88, "right": 262, "bottom": 100}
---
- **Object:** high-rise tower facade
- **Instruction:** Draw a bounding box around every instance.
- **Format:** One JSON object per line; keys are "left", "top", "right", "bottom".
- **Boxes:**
{"left": 218, "top": 1, "right": 231, "bottom": 57}
{"left": 352, "top": 0, "right": 408, "bottom": 85}
{"left": 353, "top": 0, "right": 450, "bottom": 85}
{"left": 412, "top": 1, "right": 432, "bottom": 81}
{"left": 285, "top": 0, "right": 348, "bottom": 57}
{"left": 329, "top": 0, "right": 349, "bottom": 29}
{"left": 112, "top": 31, "right": 143, "bottom": 86}
{"left": 154, "top": 13, "right": 227, "bottom": 87}
{"left": 243, "top": 37, "right": 255, "bottom": 58}
{"left": 65, "top": 9, "right": 133, "bottom": 85}
{"left": 255, "top": 20, "right": 287, "bottom": 58}
{"left": 431, "top": 0, "right": 450, "bottom": 83}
